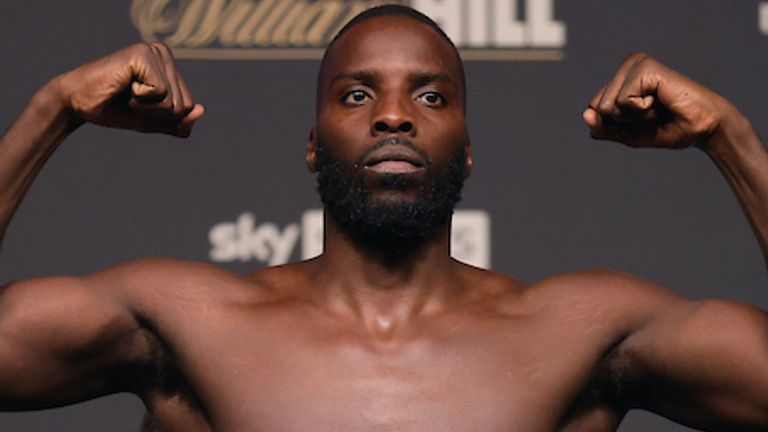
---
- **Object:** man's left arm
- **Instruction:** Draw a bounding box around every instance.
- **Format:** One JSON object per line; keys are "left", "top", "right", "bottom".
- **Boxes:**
{"left": 585, "top": 53, "right": 768, "bottom": 429}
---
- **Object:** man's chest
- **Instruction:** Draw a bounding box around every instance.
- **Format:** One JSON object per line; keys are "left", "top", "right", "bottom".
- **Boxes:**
{"left": 146, "top": 307, "right": 627, "bottom": 432}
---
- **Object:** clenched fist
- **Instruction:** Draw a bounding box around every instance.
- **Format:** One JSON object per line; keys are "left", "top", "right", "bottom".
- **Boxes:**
{"left": 53, "top": 42, "right": 204, "bottom": 137}
{"left": 583, "top": 53, "right": 740, "bottom": 150}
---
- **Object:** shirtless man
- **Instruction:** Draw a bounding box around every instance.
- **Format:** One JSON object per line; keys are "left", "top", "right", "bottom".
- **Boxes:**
{"left": 1, "top": 5, "right": 767, "bottom": 432}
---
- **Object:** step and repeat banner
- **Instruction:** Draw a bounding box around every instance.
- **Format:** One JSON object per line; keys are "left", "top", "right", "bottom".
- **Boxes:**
{"left": 0, "top": 1, "right": 766, "bottom": 431}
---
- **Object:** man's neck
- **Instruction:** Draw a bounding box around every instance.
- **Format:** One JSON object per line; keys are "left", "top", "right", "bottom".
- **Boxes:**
{"left": 310, "top": 216, "right": 466, "bottom": 336}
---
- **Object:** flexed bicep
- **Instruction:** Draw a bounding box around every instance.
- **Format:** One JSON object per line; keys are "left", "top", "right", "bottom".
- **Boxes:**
{"left": 0, "top": 271, "right": 156, "bottom": 410}
{"left": 622, "top": 298, "right": 768, "bottom": 430}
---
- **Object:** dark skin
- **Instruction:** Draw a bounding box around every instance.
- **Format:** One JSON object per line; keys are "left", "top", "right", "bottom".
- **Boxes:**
{"left": 1, "top": 15, "right": 768, "bottom": 432}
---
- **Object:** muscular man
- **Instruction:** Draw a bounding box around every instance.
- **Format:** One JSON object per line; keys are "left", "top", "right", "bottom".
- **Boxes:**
{"left": 1, "top": 5, "right": 767, "bottom": 432}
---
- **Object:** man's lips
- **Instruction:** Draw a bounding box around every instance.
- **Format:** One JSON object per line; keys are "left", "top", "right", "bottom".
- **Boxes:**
{"left": 362, "top": 144, "right": 427, "bottom": 174}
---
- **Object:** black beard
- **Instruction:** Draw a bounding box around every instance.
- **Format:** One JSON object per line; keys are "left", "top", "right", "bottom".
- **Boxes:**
{"left": 316, "top": 137, "right": 467, "bottom": 258}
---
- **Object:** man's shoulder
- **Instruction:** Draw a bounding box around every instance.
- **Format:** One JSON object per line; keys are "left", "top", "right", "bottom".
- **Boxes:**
{"left": 478, "top": 266, "right": 682, "bottom": 303}
{"left": 517, "top": 268, "right": 687, "bottom": 325}
{"left": 528, "top": 268, "right": 679, "bottom": 297}
{"left": 96, "top": 256, "right": 242, "bottom": 285}
{"left": 90, "top": 257, "right": 276, "bottom": 306}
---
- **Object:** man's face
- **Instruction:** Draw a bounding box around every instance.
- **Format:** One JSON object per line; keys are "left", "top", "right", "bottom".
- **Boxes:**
{"left": 310, "top": 16, "right": 471, "bottom": 252}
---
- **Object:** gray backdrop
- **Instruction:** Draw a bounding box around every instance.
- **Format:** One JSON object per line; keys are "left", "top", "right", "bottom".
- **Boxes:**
{"left": 1, "top": 1, "right": 767, "bottom": 431}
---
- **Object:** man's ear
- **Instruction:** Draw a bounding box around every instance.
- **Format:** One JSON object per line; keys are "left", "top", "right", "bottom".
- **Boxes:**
{"left": 464, "top": 144, "right": 473, "bottom": 178}
{"left": 306, "top": 128, "right": 318, "bottom": 172}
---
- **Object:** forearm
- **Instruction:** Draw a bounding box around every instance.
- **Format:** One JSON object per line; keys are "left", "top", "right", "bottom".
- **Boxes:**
{"left": 0, "top": 77, "right": 80, "bottom": 244}
{"left": 703, "top": 107, "right": 768, "bottom": 269}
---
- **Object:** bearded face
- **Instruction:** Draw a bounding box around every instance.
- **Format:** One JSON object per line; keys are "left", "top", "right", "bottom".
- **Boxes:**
{"left": 316, "top": 136, "right": 467, "bottom": 255}
{"left": 311, "top": 15, "right": 471, "bottom": 258}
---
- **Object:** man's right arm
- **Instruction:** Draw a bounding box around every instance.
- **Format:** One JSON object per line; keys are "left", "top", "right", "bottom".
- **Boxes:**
{"left": 0, "top": 42, "right": 203, "bottom": 242}
{"left": 0, "top": 43, "right": 203, "bottom": 409}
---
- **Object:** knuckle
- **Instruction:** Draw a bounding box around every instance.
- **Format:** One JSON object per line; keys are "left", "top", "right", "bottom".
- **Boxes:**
{"left": 623, "top": 51, "right": 648, "bottom": 64}
{"left": 633, "top": 56, "right": 659, "bottom": 74}
{"left": 154, "top": 98, "right": 173, "bottom": 112}
{"left": 126, "top": 43, "right": 160, "bottom": 78}
{"left": 131, "top": 42, "right": 155, "bottom": 59}
{"left": 172, "top": 104, "right": 186, "bottom": 117}
{"left": 151, "top": 42, "right": 170, "bottom": 52}
{"left": 152, "top": 83, "right": 169, "bottom": 99}
{"left": 615, "top": 98, "right": 632, "bottom": 109}
{"left": 151, "top": 42, "right": 176, "bottom": 60}
{"left": 615, "top": 94, "right": 641, "bottom": 110}
{"left": 597, "top": 101, "right": 614, "bottom": 115}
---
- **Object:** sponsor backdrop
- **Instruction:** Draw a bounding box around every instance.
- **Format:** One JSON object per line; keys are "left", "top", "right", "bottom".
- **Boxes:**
{"left": 0, "top": 1, "right": 766, "bottom": 431}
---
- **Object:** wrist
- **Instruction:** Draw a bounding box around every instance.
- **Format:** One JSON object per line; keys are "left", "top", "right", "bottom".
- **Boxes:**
{"left": 700, "top": 104, "right": 760, "bottom": 160}
{"left": 34, "top": 75, "right": 85, "bottom": 133}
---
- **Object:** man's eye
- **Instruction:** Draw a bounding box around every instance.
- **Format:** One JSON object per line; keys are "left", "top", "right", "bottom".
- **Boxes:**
{"left": 417, "top": 92, "right": 445, "bottom": 107}
{"left": 344, "top": 90, "right": 371, "bottom": 105}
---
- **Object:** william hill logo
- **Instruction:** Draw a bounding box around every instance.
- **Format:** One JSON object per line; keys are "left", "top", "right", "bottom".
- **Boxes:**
{"left": 131, "top": 0, "right": 566, "bottom": 61}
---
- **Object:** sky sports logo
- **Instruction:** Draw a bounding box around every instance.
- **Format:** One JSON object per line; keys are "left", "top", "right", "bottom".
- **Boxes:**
{"left": 131, "top": 0, "right": 566, "bottom": 61}
{"left": 209, "top": 209, "right": 491, "bottom": 268}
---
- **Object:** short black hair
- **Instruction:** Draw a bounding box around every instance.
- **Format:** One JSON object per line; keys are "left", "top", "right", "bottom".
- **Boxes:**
{"left": 317, "top": 3, "right": 466, "bottom": 110}
{"left": 327, "top": 4, "right": 458, "bottom": 56}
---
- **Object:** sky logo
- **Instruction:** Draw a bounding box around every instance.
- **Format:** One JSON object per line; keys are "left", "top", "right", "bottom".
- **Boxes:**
{"left": 210, "top": 209, "right": 491, "bottom": 269}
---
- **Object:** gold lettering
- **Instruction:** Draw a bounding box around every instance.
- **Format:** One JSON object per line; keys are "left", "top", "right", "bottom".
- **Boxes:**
{"left": 165, "top": 0, "right": 208, "bottom": 46}
{"left": 132, "top": 0, "right": 403, "bottom": 49}
{"left": 290, "top": 1, "right": 345, "bottom": 46}
{"left": 127, "top": 0, "right": 566, "bottom": 62}
{"left": 181, "top": 0, "right": 251, "bottom": 47}
{"left": 288, "top": 1, "right": 319, "bottom": 46}
{"left": 329, "top": 2, "right": 373, "bottom": 38}
{"left": 272, "top": 1, "right": 309, "bottom": 46}
{"left": 252, "top": 0, "right": 295, "bottom": 45}
{"left": 219, "top": 1, "right": 258, "bottom": 47}
{"left": 235, "top": 0, "right": 278, "bottom": 46}
{"left": 131, "top": 0, "right": 184, "bottom": 42}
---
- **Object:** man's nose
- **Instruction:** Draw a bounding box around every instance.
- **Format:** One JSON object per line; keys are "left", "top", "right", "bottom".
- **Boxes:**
{"left": 371, "top": 95, "right": 415, "bottom": 135}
